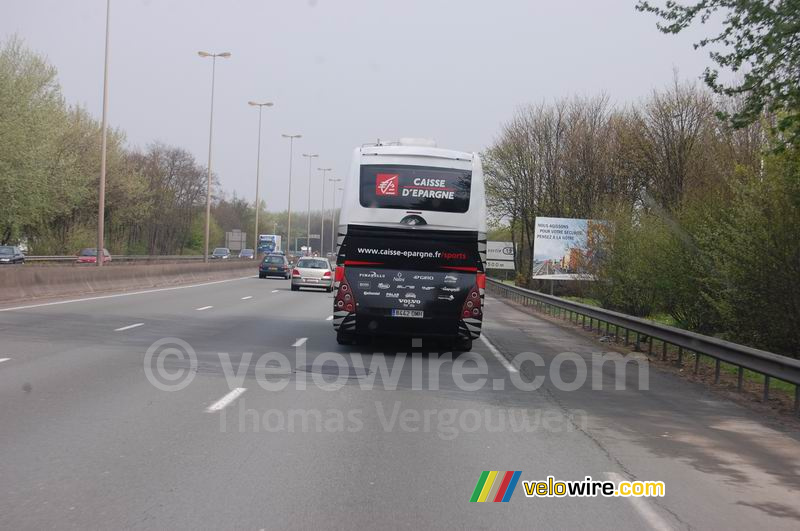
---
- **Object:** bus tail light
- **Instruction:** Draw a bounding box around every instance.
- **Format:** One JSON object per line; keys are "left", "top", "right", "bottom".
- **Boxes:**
{"left": 334, "top": 269, "right": 356, "bottom": 313}
{"left": 462, "top": 283, "right": 482, "bottom": 320}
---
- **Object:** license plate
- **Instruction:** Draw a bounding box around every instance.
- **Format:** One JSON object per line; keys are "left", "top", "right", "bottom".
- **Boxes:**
{"left": 391, "top": 309, "right": 424, "bottom": 318}
{"left": 268, "top": 267, "right": 277, "bottom": 271}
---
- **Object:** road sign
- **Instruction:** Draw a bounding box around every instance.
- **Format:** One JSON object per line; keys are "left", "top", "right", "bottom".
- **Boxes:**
{"left": 486, "top": 241, "right": 515, "bottom": 270}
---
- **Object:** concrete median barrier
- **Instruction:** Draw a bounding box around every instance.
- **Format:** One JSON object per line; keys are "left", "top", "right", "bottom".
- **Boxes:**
{"left": 0, "top": 261, "right": 256, "bottom": 304}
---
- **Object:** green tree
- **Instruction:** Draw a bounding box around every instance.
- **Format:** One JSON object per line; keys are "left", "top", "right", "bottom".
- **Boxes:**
{"left": 637, "top": 0, "right": 800, "bottom": 148}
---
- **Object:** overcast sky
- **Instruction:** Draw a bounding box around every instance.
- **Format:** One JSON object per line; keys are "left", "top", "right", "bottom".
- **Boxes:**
{"left": 3, "top": 0, "right": 715, "bottom": 214}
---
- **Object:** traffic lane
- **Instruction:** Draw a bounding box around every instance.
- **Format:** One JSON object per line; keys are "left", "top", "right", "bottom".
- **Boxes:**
{"left": 0, "top": 276, "right": 307, "bottom": 369}
{"left": 0, "top": 279, "right": 332, "bottom": 415}
{"left": 485, "top": 295, "right": 800, "bottom": 530}
{"left": 0, "top": 363, "right": 258, "bottom": 530}
{"left": 0, "top": 281, "right": 333, "bottom": 529}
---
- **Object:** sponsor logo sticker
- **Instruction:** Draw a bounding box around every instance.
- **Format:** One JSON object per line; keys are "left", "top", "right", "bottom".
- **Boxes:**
{"left": 444, "top": 274, "right": 458, "bottom": 284}
{"left": 359, "top": 271, "right": 386, "bottom": 279}
{"left": 359, "top": 282, "right": 371, "bottom": 289}
{"left": 413, "top": 274, "right": 435, "bottom": 281}
{"left": 393, "top": 272, "right": 405, "bottom": 282}
{"left": 377, "top": 282, "right": 390, "bottom": 289}
{"left": 363, "top": 291, "right": 381, "bottom": 296}
{"left": 385, "top": 292, "right": 400, "bottom": 298}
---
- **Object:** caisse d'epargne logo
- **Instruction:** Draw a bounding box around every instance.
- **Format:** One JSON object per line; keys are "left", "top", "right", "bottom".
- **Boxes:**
{"left": 376, "top": 173, "right": 399, "bottom": 196}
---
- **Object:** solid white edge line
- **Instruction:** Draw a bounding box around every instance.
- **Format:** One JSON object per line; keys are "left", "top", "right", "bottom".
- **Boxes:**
{"left": 271, "top": 289, "right": 279, "bottom": 293}
{"left": 606, "top": 472, "right": 672, "bottom": 531}
{"left": 0, "top": 276, "right": 254, "bottom": 313}
{"left": 292, "top": 337, "right": 307, "bottom": 347}
{"left": 195, "top": 305, "right": 213, "bottom": 311}
{"left": 325, "top": 315, "right": 333, "bottom": 321}
{"left": 0, "top": 358, "right": 10, "bottom": 363}
{"left": 480, "top": 334, "right": 519, "bottom": 373}
{"left": 206, "top": 387, "right": 247, "bottom": 412}
{"left": 241, "top": 296, "right": 253, "bottom": 300}
{"left": 114, "top": 322, "right": 144, "bottom": 332}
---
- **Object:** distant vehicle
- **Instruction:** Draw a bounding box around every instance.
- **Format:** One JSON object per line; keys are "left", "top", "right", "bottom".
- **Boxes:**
{"left": 210, "top": 247, "right": 231, "bottom": 260}
{"left": 257, "top": 234, "right": 281, "bottom": 254}
{"left": 291, "top": 257, "right": 333, "bottom": 292}
{"left": 238, "top": 248, "right": 255, "bottom": 259}
{"left": 76, "top": 248, "right": 111, "bottom": 264}
{"left": 259, "top": 253, "right": 290, "bottom": 279}
{"left": 332, "top": 139, "right": 486, "bottom": 350}
{"left": 0, "top": 245, "right": 25, "bottom": 264}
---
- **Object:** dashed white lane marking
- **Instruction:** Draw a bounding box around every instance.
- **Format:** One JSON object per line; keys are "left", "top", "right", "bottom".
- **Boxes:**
{"left": 605, "top": 472, "right": 672, "bottom": 531}
{"left": 271, "top": 289, "right": 279, "bottom": 293}
{"left": 480, "top": 334, "right": 519, "bottom": 373}
{"left": 292, "top": 338, "right": 307, "bottom": 347}
{"left": 196, "top": 305, "right": 213, "bottom": 311}
{"left": 241, "top": 296, "right": 253, "bottom": 300}
{"left": 0, "top": 358, "right": 10, "bottom": 363}
{"left": 325, "top": 315, "right": 333, "bottom": 321}
{"left": 0, "top": 276, "right": 254, "bottom": 313}
{"left": 206, "top": 388, "right": 247, "bottom": 412}
{"left": 114, "top": 322, "right": 144, "bottom": 332}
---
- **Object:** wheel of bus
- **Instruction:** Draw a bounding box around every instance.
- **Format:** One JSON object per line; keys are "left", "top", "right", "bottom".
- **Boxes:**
{"left": 454, "top": 337, "right": 473, "bottom": 352}
{"left": 336, "top": 330, "right": 356, "bottom": 345}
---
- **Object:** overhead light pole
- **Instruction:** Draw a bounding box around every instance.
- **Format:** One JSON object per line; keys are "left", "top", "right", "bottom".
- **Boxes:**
{"left": 317, "top": 167, "right": 332, "bottom": 254}
{"left": 281, "top": 134, "right": 301, "bottom": 253}
{"left": 248, "top": 101, "right": 274, "bottom": 255}
{"left": 198, "top": 50, "right": 231, "bottom": 262}
{"left": 328, "top": 177, "right": 342, "bottom": 255}
{"left": 302, "top": 153, "right": 318, "bottom": 255}
{"left": 96, "top": 0, "right": 111, "bottom": 267}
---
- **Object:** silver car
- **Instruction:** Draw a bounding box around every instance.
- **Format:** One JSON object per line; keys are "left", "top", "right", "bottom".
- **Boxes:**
{"left": 291, "top": 257, "right": 333, "bottom": 292}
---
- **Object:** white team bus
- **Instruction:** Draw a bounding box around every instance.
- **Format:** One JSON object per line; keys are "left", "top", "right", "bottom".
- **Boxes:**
{"left": 332, "top": 139, "right": 487, "bottom": 350}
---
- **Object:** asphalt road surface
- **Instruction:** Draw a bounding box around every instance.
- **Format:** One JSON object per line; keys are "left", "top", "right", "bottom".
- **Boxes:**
{"left": 1, "top": 276, "right": 799, "bottom": 530}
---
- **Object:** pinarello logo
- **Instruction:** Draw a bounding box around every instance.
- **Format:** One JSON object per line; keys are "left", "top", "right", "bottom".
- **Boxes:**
{"left": 376, "top": 173, "right": 399, "bottom": 196}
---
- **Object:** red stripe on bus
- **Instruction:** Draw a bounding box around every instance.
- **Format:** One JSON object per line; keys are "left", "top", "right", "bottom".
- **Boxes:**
{"left": 344, "top": 260, "right": 383, "bottom": 266}
{"left": 441, "top": 266, "right": 478, "bottom": 272}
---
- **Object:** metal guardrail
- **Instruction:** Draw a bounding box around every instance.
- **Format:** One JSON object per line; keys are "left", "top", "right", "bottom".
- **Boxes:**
{"left": 487, "top": 278, "right": 800, "bottom": 414}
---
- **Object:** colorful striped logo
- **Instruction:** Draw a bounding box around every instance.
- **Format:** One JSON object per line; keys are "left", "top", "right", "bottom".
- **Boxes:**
{"left": 470, "top": 471, "right": 522, "bottom": 502}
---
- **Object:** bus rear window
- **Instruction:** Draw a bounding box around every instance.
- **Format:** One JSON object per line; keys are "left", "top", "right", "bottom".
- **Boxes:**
{"left": 359, "top": 165, "right": 471, "bottom": 213}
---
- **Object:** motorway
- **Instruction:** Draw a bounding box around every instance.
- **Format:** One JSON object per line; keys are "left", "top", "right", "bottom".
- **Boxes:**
{"left": 1, "top": 276, "right": 799, "bottom": 530}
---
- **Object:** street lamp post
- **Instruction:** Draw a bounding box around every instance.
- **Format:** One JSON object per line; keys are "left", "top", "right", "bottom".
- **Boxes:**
{"left": 281, "top": 134, "right": 301, "bottom": 253}
{"left": 248, "top": 101, "right": 274, "bottom": 255}
{"left": 328, "top": 177, "right": 342, "bottom": 255}
{"left": 317, "top": 167, "right": 331, "bottom": 254}
{"left": 302, "top": 153, "right": 318, "bottom": 255}
{"left": 96, "top": 0, "right": 111, "bottom": 267}
{"left": 198, "top": 50, "right": 231, "bottom": 263}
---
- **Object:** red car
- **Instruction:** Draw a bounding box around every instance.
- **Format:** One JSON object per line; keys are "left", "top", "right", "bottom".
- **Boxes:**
{"left": 76, "top": 248, "right": 111, "bottom": 264}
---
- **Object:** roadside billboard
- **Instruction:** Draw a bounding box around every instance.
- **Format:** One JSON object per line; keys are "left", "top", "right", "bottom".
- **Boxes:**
{"left": 533, "top": 217, "right": 603, "bottom": 280}
{"left": 257, "top": 234, "right": 282, "bottom": 254}
{"left": 486, "top": 241, "right": 515, "bottom": 270}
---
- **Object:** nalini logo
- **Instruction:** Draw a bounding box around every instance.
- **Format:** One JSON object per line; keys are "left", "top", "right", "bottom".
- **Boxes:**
{"left": 470, "top": 471, "right": 522, "bottom": 503}
{"left": 376, "top": 173, "right": 399, "bottom": 196}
